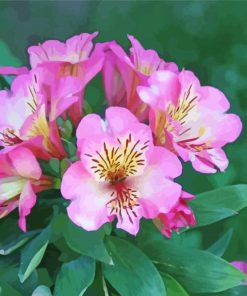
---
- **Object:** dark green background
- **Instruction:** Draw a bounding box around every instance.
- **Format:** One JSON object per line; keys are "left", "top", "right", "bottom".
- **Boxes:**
{"left": 0, "top": 0, "right": 246, "bottom": 269}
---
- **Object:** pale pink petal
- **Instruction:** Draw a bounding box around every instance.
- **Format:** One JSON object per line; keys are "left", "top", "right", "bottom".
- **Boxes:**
{"left": 116, "top": 205, "right": 143, "bottom": 235}
{"left": 191, "top": 148, "right": 229, "bottom": 174}
{"left": 28, "top": 40, "right": 66, "bottom": 68}
{"left": 61, "top": 162, "right": 111, "bottom": 231}
{"left": 8, "top": 147, "right": 42, "bottom": 180}
{"left": 128, "top": 35, "right": 163, "bottom": 75}
{"left": 200, "top": 86, "right": 230, "bottom": 112}
{"left": 147, "top": 146, "right": 182, "bottom": 179}
{"left": 76, "top": 113, "right": 106, "bottom": 144}
{"left": 102, "top": 50, "right": 127, "bottom": 107}
{"left": 130, "top": 147, "right": 182, "bottom": 217}
{"left": 65, "top": 32, "right": 98, "bottom": 62}
{"left": 105, "top": 106, "right": 138, "bottom": 134}
{"left": 138, "top": 70, "right": 181, "bottom": 109}
{"left": 0, "top": 199, "right": 19, "bottom": 219}
{"left": 211, "top": 114, "right": 242, "bottom": 147}
{"left": 49, "top": 76, "right": 82, "bottom": 121}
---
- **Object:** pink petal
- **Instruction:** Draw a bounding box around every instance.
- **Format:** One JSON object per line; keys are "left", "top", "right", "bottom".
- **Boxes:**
{"left": 18, "top": 181, "right": 37, "bottom": 232}
{"left": 0, "top": 66, "right": 29, "bottom": 76}
{"left": 8, "top": 147, "right": 41, "bottom": 180}
{"left": 66, "top": 32, "right": 98, "bottom": 62}
{"left": 49, "top": 76, "right": 82, "bottom": 121}
{"left": 191, "top": 148, "right": 229, "bottom": 174}
{"left": 105, "top": 106, "right": 138, "bottom": 134}
{"left": 147, "top": 146, "right": 182, "bottom": 179}
{"left": 200, "top": 86, "right": 230, "bottom": 112}
{"left": 116, "top": 205, "right": 143, "bottom": 235}
{"left": 28, "top": 40, "right": 66, "bottom": 68}
{"left": 61, "top": 161, "right": 111, "bottom": 231}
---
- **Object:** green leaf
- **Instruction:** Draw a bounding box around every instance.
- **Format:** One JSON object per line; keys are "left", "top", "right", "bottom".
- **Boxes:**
{"left": 103, "top": 236, "right": 166, "bottom": 296}
{"left": 18, "top": 226, "right": 51, "bottom": 283}
{"left": 194, "top": 185, "right": 247, "bottom": 211}
{"left": 207, "top": 229, "right": 233, "bottom": 257}
{"left": 0, "top": 230, "right": 39, "bottom": 255}
{"left": 217, "top": 285, "right": 247, "bottom": 296}
{"left": 190, "top": 185, "right": 247, "bottom": 227}
{"left": 63, "top": 219, "right": 111, "bottom": 264}
{"left": 162, "top": 274, "right": 189, "bottom": 296}
{"left": 190, "top": 204, "right": 237, "bottom": 227}
{"left": 54, "top": 256, "right": 95, "bottom": 296}
{"left": 32, "top": 285, "right": 52, "bottom": 296}
{"left": 0, "top": 281, "right": 22, "bottom": 296}
{"left": 137, "top": 237, "right": 247, "bottom": 293}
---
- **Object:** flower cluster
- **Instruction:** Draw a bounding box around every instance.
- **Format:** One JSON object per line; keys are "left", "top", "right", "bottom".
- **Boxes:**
{"left": 0, "top": 32, "right": 242, "bottom": 236}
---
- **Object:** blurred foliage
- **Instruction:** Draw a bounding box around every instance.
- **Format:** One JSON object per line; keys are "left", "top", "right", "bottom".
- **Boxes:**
{"left": 0, "top": 1, "right": 247, "bottom": 295}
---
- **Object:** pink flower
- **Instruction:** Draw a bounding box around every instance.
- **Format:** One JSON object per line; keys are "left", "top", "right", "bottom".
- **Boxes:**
{"left": 0, "top": 65, "right": 82, "bottom": 159}
{"left": 0, "top": 147, "right": 52, "bottom": 231}
{"left": 61, "top": 107, "right": 182, "bottom": 235}
{"left": 0, "top": 66, "right": 29, "bottom": 76}
{"left": 154, "top": 191, "right": 196, "bottom": 238}
{"left": 231, "top": 261, "right": 247, "bottom": 284}
{"left": 101, "top": 36, "right": 178, "bottom": 121}
{"left": 28, "top": 32, "right": 104, "bottom": 126}
{"left": 137, "top": 70, "right": 242, "bottom": 173}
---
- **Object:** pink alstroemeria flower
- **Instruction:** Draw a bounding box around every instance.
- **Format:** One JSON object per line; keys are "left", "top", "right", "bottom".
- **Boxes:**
{"left": 154, "top": 191, "right": 196, "bottom": 238}
{"left": 231, "top": 261, "right": 247, "bottom": 285}
{"left": 0, "top": 66, "right": 82, "bottom": 159}
{"left": 28, "top": 32, "right": 104, "bottom": 126}
{"left": 101, "top": 35, "right": 178, "bottom": 121}
{"left": 61, "top": 107, "right": 182, "bottom": 235}
{"left": 137, "top": 70, "right": 242, "bottom": 173}
{"left": 0, "top": 147, "right": 52, "bottom": 231}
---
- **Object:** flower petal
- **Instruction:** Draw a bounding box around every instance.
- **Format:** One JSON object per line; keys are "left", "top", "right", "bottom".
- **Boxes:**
{"left": 18, "top": 181, "right": 37, "bottom": 232}
{"left": 61, "top": 161, "right": 111, "bottom": 231}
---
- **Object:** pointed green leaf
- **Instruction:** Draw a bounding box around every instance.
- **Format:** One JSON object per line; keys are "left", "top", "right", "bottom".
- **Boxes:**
{"left": 18, "top": 226, "right": 51, "bottom": 283}
{"left": 207, "top": 229, "right": 233, "bottom": 257}
{"left": 0, "top": 230, "right": 39, "bottom": 256}
{"left": 162, "top": 274, "right": 189, "bottom": 296}
{"left": 103, "top": 236, "right": 166, "bottom": 296}
{"left": 193, "top": 185, "right": 247, "bottom": 211}
{"left": 64, "top": 219, "right": 111, "bottom": 264}
{"left": 190, "top": 185, "right": 247, "bottom": 227}
{"left": 137, "top": 237, "right": 247, "bottom": 293}
{"left": 190, "top": 204, "right": 237, "bottom": 227}
{"left": 54, "top": 256, "right": 95, "bottom": 296}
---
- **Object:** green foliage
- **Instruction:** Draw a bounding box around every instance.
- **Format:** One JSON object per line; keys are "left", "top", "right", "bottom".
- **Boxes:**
{"left": 63, "top": 218, "right": 111, "bottom": 264}
{"left": 18, "top": 226, "right": 51, "bottom": 283}
{"left": 103, "top": 236, "right": 166, "bottom": 296}
{"left": 163, "top": 274, "right": 189, "bottom": 296}
{"left": 53, "top": 256, "right": 95, "bottom": 296}
{"left": 207, "top": 229, "right": 233, "bottom": 257}
{"left": 130, "top": 223, "right": 247, "bottom": 294}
